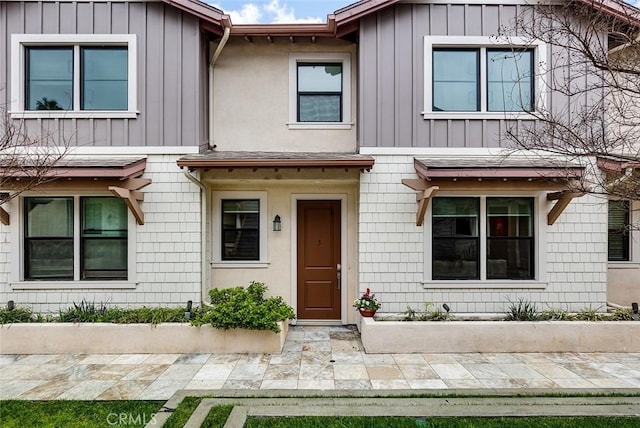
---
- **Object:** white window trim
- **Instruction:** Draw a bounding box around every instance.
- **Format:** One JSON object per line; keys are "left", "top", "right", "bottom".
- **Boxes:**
{"left": 288, "top": 52, "right": 352, "bottom": 130}
{"left": 9, "top": 192, "right": 137, "bottom": 290}
{"left": 10, "top": 34, "right": 138, "bottom": 119}
{"left": 422, "top": 191, "right": 548, "bottom": 288}
{"left": 608, "top": 199, "right": 640, "bottom": 267}
{"left": 211, "top": 191, "right": 268, "bottom": 268}
{"left": 423, "top": 36, "right": 547, "bottom": 120}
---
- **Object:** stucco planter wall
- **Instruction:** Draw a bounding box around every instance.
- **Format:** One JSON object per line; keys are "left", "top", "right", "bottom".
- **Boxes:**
{"left": 359, "top": 316, "right": 640, "bottom": 353}
{"left": 0, "top": 322, "right": 288, "bottom": 354}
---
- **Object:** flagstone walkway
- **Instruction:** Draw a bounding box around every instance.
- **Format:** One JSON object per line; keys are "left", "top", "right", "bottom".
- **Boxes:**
{"left": 0, "top": 325, "right": 639, "bottom": 400}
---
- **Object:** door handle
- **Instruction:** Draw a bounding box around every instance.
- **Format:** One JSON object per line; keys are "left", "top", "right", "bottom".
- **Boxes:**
{"left": 336, "top": 264, "right": 341, "bottom": 290}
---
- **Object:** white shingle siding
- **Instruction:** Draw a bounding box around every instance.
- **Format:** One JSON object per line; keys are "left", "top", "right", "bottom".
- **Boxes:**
{"left": 0, "top": 154, "right": 202, "bottom": 314}
{"left": 359, "top": 154, "right": 608, "bottom": 314}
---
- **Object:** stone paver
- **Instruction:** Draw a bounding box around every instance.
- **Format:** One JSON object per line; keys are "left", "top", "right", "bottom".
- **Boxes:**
{"left": 0, "top": 325, "right": 639, "bottom": 400}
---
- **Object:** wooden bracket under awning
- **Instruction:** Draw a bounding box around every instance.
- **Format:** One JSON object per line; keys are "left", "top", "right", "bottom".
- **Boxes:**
{"left": 0, "top": 193, "right": 11, "bottom": 225}
{"left": 547, "top": 190, "right": 585, "bottom": 225}
{"left": 108, "top": 178, "right": 152, "bottom": 225}
{"left": 402, "top": 178, "right": 439, "bottom": 226}
{"left": 0, "top": 207, "right": 8, "bottom": 226}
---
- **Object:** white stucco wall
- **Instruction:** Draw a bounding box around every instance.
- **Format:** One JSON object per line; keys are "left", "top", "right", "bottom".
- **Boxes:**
{"left": 202, "top": 170, "right": 362, "bottom": 324}
{"left": 358, "top": 151, "right": 609, "bottom": 314}
{"left": 0, "top": 153, "right": 203, "bottom": 313}
{"left": 212, "top": 38, "right": 357, "bottom": 153}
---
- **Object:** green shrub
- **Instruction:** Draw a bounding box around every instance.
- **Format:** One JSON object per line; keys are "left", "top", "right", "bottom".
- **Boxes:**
{"left": 610, "top": 308, "right": 633, "bottom": 321}
{"left": 58, "top": 299, "right": 109, "bottom": 323}
{"left": 539, "top": 307, "right": 576, "bottom": 321}
{"left": 195, "top": 281, "right": 295, "bottom": 333}
{"left": 0, "top": 307, "right": 34, "bottom": 323}
{"left": 505, "top": 297, "right": 539, "bottom": 321}
{"left": 57, "top": 300, "right": 195, "bottom": 324}
{"left": 576, "top": 306, "right": 607, "bottom": 321}
{"left": 402, "top": 302, "right": 450, "bottom": 321}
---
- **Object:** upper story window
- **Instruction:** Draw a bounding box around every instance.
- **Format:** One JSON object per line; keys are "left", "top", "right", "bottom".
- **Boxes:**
{"left": 297, "top": 63, "right": 342, "bottom": 122}
{"left": 430, "top": 196, "right": 536, "bottom": 282}
{"left": 288, "top": 53, "right": 352, "bottom": 129}
{"left": 11, "top": 34, "right": 137, "bottom": 118}
{"left": 26, "top": 46, "right": 128, "bottom": 111}
{"left": 608, "top": 200, "right": 630, "bottom": 262}
{"left": 424, "top": 36, "right": 546, "bottom": 119}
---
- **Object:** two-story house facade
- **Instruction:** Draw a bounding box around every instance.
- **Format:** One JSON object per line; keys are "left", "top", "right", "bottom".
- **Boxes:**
{"left": 0, "top": 0, "right": 376, "bottom": 324}
{"left": 338, "top": 0, "right": 639, "bottom": 314}
{"left": 0, "top": 0, "right": 229, "bottom": 312}
{"left": 175, "top": 23, "right": 374, "bottom": 325}
{"left": 2, "top": 0, "right": 637, "bottom": 322}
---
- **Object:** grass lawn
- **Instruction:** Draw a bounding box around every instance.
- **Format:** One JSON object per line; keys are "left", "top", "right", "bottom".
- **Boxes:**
{"left": 163, "top": 397, "right": 202, "bottom": 428}
{"left": 0, "top": 400, "right": 162, "bottom": 428}
{"left": 244, "top": 416, "right": 640, "bottom": 428}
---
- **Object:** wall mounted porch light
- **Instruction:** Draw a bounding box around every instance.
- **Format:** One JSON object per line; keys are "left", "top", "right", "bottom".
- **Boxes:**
{"left": 273, "top": 215, "right": 282, "bottom": 231}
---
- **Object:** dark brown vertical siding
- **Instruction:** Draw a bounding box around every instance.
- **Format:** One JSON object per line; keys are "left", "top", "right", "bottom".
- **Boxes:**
{"left": 0, "top": 0, "right": 205, "bottom": 148}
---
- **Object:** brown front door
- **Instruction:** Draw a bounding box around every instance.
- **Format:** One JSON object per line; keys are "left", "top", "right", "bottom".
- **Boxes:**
{"left": 297, "top": 200, "right": 341, "bottom": 320}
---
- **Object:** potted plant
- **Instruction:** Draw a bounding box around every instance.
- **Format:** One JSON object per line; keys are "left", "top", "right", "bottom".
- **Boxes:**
{"left": 353, "top": 288, "right": 381, "bottom": 317}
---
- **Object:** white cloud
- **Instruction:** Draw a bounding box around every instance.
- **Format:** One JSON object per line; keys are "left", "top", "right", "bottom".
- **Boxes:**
{"left": 211, "top": 1, "right": 323, "bottom": 24}
{"left": 264, "top": 0, "right": 323, "bottom": 24}
{"left": 212, "top": 3, "right": 262, "bottom": 24}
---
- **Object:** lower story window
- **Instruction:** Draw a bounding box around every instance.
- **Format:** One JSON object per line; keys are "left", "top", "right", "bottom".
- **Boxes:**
{"left": 222, "top": 199, "right": 260, "bottom": 261}
{"left": 24, "top": 196, "right": 128, "bottom": 280}
{"left": 432, "top": 196, "right": 535, "bottom": 280}
{"left": 608, "top": 200, "right": 630, "bottom": 261}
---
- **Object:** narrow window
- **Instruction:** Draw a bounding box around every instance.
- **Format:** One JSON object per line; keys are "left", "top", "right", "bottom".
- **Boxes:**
{"left": 486, "top": 197, "right": 534, "bottom": 279}
{"left": 487, "top": 49, "right": 534, "bottom": 112}
{"left": 26, "top": 47, "right": 73, "bottom": 110}
{"left": 608, "top": 200, "right": 630, "bottom": 261}
{"left": 81, "top": 47, "right": 128, "bottom": 110}
{"left": 222, "top": 199, "right": 260, "bottom": 261}
{"left": 432, "top": 197, "right": 480, "bottom": 279}
{"left": 297, "top": 63, "right": 342, "bottom": 122}
{"left": 432, "top": 49, "right": 479, "bottom": 111}
{"left": 24, "top": 197, "right": 74, "bottom": 280}
{"left": 81, "top": 197, "right": 128, "bottom": 279}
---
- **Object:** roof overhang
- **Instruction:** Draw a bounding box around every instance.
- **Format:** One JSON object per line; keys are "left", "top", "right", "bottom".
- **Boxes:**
{"left": 574, "top": 0, "right": 640, "bottom": 28}
{"left": 177, "top": 152, "right": 375, "bottom": 171}
{"left": 161, "top": 0, "right": 230, "bottom": 35}
{"left": 1, "top": 157, "right": 151, "bottom": 226}
{"left": 230, "top": 23, "right": 336, "bottom": 39}
{"left": 1, "top": 157, "right": 147, "bottom": 180}
{"left": 597, "top": 156, "right": 640, "bottom": 172}
{"left": 402, "top": 157, "right": 586, "bottom": 227}
{"left": 413, "top": 157, "right": 585, "bottom": 181}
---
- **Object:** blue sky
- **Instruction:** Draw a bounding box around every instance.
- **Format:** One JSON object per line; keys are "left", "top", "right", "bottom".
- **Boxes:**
{"left": 208, "top": 1, "right": 355, "bottom": 23}
{"left": 209, "top": 0, "right": 640, "bottom": 24}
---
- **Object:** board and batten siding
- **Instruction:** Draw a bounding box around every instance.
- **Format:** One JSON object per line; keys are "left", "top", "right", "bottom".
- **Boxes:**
{"left": 358, "top": 2, "right": 566, "bottom": 148}
{"left": 0, "top": 0, "right": 207, "bottom": 148}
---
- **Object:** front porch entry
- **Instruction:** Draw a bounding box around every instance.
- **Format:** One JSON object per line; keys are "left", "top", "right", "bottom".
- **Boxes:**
{"left": 296, "top": 200, "right": 341, "bottom": 320}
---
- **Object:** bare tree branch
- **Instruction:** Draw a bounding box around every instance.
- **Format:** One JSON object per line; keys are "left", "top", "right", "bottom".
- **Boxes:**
{"left": 0, "top": 105, "right": 69, "bottom": 206}
{"left": 499, "top": 0, "right": 640, "bottom": 201}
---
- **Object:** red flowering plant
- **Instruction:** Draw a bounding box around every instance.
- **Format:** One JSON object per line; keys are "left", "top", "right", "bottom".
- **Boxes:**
{"left": 353, "top": 288, "right": 381, "bottom": 311}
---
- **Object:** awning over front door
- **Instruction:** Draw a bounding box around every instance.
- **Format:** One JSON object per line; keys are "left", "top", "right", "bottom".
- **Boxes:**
{"left": 176, "top": 151, "right": 375, "bottom": 171}
{"left": 402, "top": 157, "right": 586, "bottom": 226}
